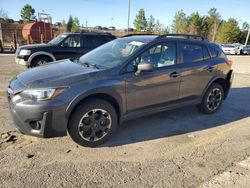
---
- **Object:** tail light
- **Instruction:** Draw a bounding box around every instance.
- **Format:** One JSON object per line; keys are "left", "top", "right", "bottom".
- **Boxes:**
{"left": 226, "top": 59, "right": 233, "bottom": 68}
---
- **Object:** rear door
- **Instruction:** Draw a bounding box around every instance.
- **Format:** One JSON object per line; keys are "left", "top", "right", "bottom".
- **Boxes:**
{"left": 179, "top": 42, "right": 216, "bottom": 99}
{"left": 53, "top": 35, "right": 83, "bottom": 60}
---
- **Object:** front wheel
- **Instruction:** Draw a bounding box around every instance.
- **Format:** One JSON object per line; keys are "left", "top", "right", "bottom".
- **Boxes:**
{"left": 198, "top": 83, "right": 224, "bottom": 114}
{"left": 68, "top": 99, "right": 117, "bottom": 147}
{"left": 31, "top": 56, "right": 52, "bottom": 67}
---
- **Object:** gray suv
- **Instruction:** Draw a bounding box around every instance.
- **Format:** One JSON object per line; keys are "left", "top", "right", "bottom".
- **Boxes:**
{"left": 7, "top": 34, "right": 233, "bottom": 147}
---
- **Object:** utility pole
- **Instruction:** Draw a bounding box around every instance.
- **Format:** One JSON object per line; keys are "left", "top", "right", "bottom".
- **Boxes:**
{"left": 245, "top": 28, "right": 250, "bottom": 46}
{"left": 127, "top": 0, "right": 131, "bottom": 34}
{"left": 0, "top": 23, "right": 3, "bottom": 52}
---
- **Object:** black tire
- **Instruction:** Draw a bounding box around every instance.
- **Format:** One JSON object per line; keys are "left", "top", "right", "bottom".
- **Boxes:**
{"left": 68, "top": 99, "right": 118, "bottom": 147}
{"left": 198, "top": 83, "right": 224, "bottom": 114}
{"left": 31, "top": 56, "right": 52, "bottom": 67}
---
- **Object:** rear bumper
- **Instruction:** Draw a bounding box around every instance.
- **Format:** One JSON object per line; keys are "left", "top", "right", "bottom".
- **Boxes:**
{"left": 8, "top": 95, "right": 68, "bottom": 138}
{"left": 225, "top": 70, "right": 234, "bottom": 99}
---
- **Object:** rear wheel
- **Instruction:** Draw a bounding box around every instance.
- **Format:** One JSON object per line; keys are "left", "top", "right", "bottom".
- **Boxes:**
{"left": 31, "top": 56, "right": 52, "bottom": 67}
{"left": 198, "top": 83, "right": 224, "bottom": 114}
{"left": 68, "top": 99, "right": 117, "bottom": 147}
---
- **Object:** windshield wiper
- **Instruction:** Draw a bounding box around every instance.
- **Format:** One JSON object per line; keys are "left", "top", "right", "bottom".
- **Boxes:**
{"left": 80, "top": 61, "right": 99, "bottom": 69}
{"left": 89, "top": 63, "right": 99, "bottom": 69}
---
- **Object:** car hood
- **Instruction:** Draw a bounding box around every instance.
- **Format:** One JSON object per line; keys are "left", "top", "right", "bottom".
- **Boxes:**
{"left": 17, "top": 59, "right": 99, "bottom": 88}
{"left": 19, "top": 43, "right": 54, "bottom": 50}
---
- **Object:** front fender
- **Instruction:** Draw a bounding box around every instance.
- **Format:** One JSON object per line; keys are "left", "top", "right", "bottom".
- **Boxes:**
{"left": 65, "top": 86, "right": 125, "bottom": 121}
{"left": 28, "top": 51, "right": 56, "bottom": 64}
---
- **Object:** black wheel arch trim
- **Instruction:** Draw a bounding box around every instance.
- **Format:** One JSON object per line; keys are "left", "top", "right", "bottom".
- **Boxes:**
{"left": 201, "top": 75, "right": 226, "bottom": 100}
{"left": 65, "top": 87, "right": 124, "bottom": 124}
{"left": 28, "top": 51, "right": 56, "bottom": 64}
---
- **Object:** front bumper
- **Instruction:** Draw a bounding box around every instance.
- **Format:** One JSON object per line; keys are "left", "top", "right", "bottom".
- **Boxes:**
{"left": 15, "top": 57, "right": 30, "bottom": 66}
{"left": 8, "top": 93, "right": 68, "bottom": 138}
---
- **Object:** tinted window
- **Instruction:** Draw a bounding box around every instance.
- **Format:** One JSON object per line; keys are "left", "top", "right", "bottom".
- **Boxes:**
{"left": 100, "top": 35, "right": 116, "bottom": 44}
{"left": 182, "top": 43, "right": 203, "bottom": 63}
{"left": 83, "top": 35, "right": 102, "bottom": 48}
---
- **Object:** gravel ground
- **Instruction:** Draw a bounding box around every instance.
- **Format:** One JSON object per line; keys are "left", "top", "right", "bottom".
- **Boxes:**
{"left": 0, "top": 55, "right": 250, "bottom": 188}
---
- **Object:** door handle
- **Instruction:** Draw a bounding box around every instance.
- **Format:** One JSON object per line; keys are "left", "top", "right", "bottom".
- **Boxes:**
{"left": 205, "top": 66, "right": 215, "bottom": 72}
{"left": 170, "top": 71, "right": 180, "bottom": 78}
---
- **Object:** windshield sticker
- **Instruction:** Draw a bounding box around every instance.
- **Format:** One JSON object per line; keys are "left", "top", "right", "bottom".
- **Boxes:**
{"left": 129, "top": 41, "right": 145, "bottom": 46}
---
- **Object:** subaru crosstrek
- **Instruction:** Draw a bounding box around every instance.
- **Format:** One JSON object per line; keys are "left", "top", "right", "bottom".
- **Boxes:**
{"left": 7, "top": 34, "right": 233, "bottom": 147}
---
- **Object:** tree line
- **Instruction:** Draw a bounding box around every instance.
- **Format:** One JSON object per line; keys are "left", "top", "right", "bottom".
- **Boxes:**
{"left": 171, "top": 8, "right": 248, "bottom": 43}
{"left": 133, "top": 8, "right": 248, "bottom": 44}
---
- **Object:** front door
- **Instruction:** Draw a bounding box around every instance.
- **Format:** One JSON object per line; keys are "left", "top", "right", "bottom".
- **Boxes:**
{"left": 53, "top": 35, "right": 83, "bottom": 60}
{"left": 124, "top": 42, "right": 181, "bottom": 113}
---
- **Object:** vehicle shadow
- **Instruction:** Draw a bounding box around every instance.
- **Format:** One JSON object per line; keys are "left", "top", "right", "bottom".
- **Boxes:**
{"left": 102, "top": 87, "right": 250, "bottom": 147}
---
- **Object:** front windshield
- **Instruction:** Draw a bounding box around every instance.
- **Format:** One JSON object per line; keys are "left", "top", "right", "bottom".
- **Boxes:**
{"left": 79, "top": 39, "right": 145, "bottom": 69}
{"left": 48, "top": 34, "right": 67, "bottom": 45}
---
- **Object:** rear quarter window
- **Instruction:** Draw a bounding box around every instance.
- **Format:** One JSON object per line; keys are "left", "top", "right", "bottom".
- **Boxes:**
{"left": 209, "top": 45, "right": 226, "bottom": 58}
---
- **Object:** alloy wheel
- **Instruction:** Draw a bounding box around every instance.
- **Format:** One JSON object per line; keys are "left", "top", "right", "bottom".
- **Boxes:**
{"left": 37, "top": 60, "right": 48, "bottom": 66}
{"left": 78, "top": 109, "right": 112, "bottom": 142}
{"left": 206, "top": 88, "right": 222, "bottom": 111}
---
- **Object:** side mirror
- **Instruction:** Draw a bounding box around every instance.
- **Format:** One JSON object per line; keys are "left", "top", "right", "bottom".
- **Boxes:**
{"left": 135, "top": 61, "right": 154, "bottom": 76}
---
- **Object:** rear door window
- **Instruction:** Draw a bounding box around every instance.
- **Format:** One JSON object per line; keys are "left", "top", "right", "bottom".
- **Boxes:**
{"left": 83, "top": 35, "right": 102, "bottom": 48}
{"left": 203, "top": 46, "right": 211, "bottom": 60}
{"left": 182, "top": 43, "right": 203, "bottom": 63}
{"left": 209, "top": 46, "right": 218, "bottom": 58}
{"left": 100, "top": 36, "right": 116, "bottom": 44}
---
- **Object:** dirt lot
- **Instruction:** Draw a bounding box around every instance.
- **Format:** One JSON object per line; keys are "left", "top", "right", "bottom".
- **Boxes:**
{"left": 0, "top": 55, "right": 250, "bottom": 188}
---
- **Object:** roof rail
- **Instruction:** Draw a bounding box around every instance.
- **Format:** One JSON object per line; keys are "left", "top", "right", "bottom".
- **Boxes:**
{"left": 155, "top": 34, "right": 206, "bottom": 41}
{"left": 121, "top": 33, "right": 157, "bottom": 38}
{"left": 80, "top": 31, "right": 112, "bottom": 35}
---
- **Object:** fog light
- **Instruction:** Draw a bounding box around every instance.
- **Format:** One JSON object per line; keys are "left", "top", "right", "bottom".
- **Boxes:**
{"left": 30, "top": 121, "right": 41, "bottom": 130}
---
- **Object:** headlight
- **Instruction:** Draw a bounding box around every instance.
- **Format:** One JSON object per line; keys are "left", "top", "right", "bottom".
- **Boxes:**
{"left": 19, "top": 49, "right": 31, "bottom": 56}
{"left": 20, "top": 87, "right": 68, "bottom": 101}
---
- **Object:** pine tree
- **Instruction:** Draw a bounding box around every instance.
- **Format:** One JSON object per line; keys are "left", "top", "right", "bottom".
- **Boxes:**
{"left": 20, "top": 4, "right": 36, "bottom": 23}
{"left": 133, "top": 9, "right": 147, "bottom": 32}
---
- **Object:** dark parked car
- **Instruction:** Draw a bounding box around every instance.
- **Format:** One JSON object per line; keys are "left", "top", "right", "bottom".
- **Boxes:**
{"left": 7, "top": 34, "right": 233, "bottom": 147}
{"left": 242, "top": 45, "right": 250, "bottom": 55}
{"left": 15, "top": 32, "right": 116, "bottom": 67}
